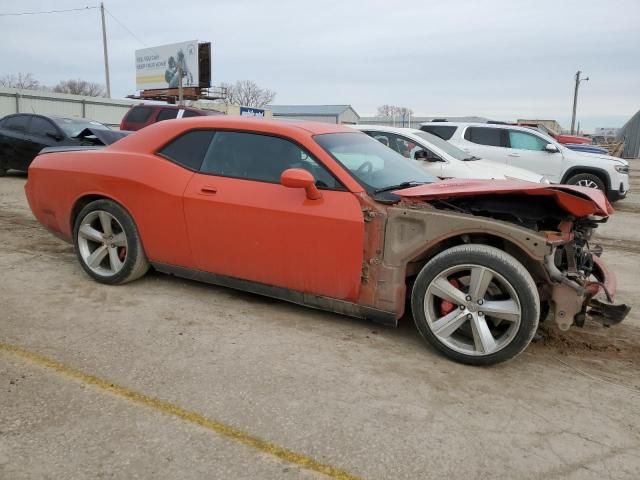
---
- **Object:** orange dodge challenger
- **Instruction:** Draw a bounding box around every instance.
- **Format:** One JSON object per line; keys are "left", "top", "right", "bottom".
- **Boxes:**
{"left": 25, "top": 117, "right": 629, "bottom": 365}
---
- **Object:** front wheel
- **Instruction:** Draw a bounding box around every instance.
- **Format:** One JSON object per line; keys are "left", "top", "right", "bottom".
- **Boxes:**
{"left": 566, "top": 173, "right": 606, "bottom": 192}
{"left": 73, "top": 199, "right": 149, "bottom": 285}
{"left": 411, "top": 244, "right": 540, "bottom": 365}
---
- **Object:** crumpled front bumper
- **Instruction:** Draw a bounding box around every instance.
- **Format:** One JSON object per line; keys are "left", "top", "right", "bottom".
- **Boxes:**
{"left": 546, "top": 252, "right": 631, "bottom": 330}
{"left": 583, "top": 256, "right": 631, "bottom": 327}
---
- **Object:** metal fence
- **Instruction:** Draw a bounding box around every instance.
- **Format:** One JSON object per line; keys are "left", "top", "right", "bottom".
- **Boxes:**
{"left": 0, "top": 87, "right": 135, "bottom": 128}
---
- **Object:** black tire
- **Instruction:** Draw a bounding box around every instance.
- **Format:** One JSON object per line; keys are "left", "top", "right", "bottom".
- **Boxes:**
{"left": 411, "top": 244, "right": 540, "bottom": 366}
{"left": 73, "top": 199, "right": 149, "bottom": 285}
{"left": 0, "top": 166, "right": 7, "bottom": 177}
{"left": 566, "top": 173, "right": 606, "bottom": 192}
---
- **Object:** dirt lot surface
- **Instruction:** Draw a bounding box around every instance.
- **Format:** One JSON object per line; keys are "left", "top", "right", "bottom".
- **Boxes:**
{"left": 1, "top": 164, "right": 639, "bottom": 479}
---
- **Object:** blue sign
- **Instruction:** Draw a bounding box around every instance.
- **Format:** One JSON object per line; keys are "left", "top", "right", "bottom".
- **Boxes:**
{"left": 240, "top": 106, "right": 265, "bottom": 117}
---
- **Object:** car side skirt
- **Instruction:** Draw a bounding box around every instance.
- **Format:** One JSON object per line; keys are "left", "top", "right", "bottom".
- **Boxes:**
{"left": 151, "top": 262, "right": 398, "bottom": 327}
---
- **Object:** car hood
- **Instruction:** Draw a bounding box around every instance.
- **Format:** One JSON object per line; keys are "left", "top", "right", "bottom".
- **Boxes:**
{"left": 395, "top": 178, "right": 613, "bottom": 217}
{"left": 74, "top": 128, "right": 131, "bottom": 145}
{"left": 572, "top": 150, "right": 628, "bottom": 166}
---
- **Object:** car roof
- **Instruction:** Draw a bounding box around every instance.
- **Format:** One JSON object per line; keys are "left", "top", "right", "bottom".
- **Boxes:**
{"left": 352, "top": 124, "right": 423, "bottom": 135}
{"left": 109, "top": 115, "right": 357, "bottom": 153}
{"left": 423, "top": 122, "right": 553, "bottom": 135}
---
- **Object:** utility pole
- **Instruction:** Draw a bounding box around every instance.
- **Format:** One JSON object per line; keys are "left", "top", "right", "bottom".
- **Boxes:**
{"left": 178, "top": 65, "right": 184, "bottom": 106}
{"left": 570, "top": 70, "right": 588, "bottom": 135}
{"left": 100, "top": 2, "right": 111, "bottom": 98}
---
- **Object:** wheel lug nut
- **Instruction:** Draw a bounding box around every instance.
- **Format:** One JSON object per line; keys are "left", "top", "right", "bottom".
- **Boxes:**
{"left": 478, "top": 312, "right": 484, "bottom": 317}
{"left": 478, "top": 299, "right": 484, "bottom": 305}
{"left": 465, "top": 295, "right": 472, "bottom": 301}
{"left": 466, "top": 314, "right": 472, "bottom": 319}
{"left": 459, "top": 305, "right": 465, "bottom": 310}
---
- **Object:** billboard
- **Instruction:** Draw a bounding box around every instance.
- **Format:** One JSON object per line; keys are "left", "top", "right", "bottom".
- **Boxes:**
{"left": 240, "top": 106, "right": 265, "bottom": 117}
{"left": 136, "top": 41, "right": 199, "bottom": 90}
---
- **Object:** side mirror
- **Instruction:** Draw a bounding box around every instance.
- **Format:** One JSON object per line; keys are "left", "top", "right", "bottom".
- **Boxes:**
{"left": 280, "top": 168, "right": 322, "bottom": 200}
{"left": 47, "top": 132, "right": 63, "bottom": 141}
{"left": 545, "top": 143, "right": 559, "bottom": 153}
{"left": 414, "top": 149, "right": 428, "bottom": 160}
{"left": 415, "top": 149, "right": 442, "bottom": 162}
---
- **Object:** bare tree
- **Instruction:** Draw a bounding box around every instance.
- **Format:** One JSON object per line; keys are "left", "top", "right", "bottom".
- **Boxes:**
{"left": 376, "top": 104, "right": 414, "bottom": 125}
{"left": 53, "top": 79, "right": 105, "bottom": 97}
{"left": 220, "top": 80, "right": 276, "bottom": 108}
{"left": 0, "top": 72, "right": 41, "bottom": 90}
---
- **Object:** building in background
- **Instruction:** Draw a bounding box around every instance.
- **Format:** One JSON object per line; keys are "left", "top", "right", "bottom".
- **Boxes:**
{"left": 617, "top": 110, "right": 640, "bottom": 159}
{"left": 517, "top": 119, "right": 563, "bottom": 134}
{"left": 359, "top": 115, "right": 490, "bottom": 128}
{"left": 269, "top": 105, "right": 359, "bottom": 124}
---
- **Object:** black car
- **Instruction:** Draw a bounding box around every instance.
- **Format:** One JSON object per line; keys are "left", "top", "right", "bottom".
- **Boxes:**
{"left": 0, "top": 114, "right": 127, "bottom": 175}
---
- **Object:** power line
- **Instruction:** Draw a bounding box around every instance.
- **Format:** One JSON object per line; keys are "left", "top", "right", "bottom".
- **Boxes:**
{"left": 105, "top": 7, "right": 147, "bottom": 46}
{"left": 0, "top": 6, "right": 97, "bottom": 16}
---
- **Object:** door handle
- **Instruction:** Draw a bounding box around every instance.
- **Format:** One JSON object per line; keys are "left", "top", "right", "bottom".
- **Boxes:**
{"left": 508, "top": 153, "right": 520, "bottom": 157}
{"left": 199, "top": 186, "right": 218, "bottom": 195}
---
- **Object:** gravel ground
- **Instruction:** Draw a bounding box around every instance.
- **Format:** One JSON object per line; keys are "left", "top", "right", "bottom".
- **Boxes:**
{"left": 1, "top": 164, "right": 639, "bottom": 480}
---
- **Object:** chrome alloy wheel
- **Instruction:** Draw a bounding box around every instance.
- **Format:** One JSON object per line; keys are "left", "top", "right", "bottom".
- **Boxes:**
{"left": 77, "top": 210, "right": 128, "bottom": 276}
{"left": 424, "top": 264, "right": 522, "bottom": 356}
{"left": 576, "top": 179, "right": 599, "bottom": 189}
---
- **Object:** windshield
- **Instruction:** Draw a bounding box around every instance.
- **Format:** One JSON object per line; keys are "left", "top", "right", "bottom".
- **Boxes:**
{"left": 314, "top": 132, "right": 437, "bottom": 192}
{"left": 413, "top": 131, "right": 476, "bottom": 161}
{"left": 52, "top": 117, "right": 110, "bottom": 137}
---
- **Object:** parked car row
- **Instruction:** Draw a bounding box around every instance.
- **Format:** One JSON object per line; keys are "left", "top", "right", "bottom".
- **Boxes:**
{"left": 0, "top": 113, "right": 128, "bottom": 176}
{"left": 420, "top": 121, "right": 629, "bottom": 201}
{"left": 24, "top": 116, "right": 630, "bottom": 365}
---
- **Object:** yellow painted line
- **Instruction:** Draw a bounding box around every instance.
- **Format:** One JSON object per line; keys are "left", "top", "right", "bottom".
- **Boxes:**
{"left": 0, "top": 342, "right": 362, "bottom": 480}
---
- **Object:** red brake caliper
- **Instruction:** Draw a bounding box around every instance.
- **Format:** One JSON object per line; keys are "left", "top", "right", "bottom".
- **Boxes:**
{"left": 439, "top": 278, "right": 460, "bottom": 316}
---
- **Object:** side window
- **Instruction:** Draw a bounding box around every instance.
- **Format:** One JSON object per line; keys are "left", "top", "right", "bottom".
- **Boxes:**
{"left": 29, "top": 117, "right": 58, "bottom": 137}
{"left": 158, "top": 130, "right": 215, "bottom": 171}
{"left": 126, "top": 106, "right": 153, "bottom": 123}
{"left": 156, "top": 109, "right": 179, "bottom": 121}
{"left": 182, "top": 110, "right": 200, "bottom": 118}
{"left": 508, "top": 130, "right": 549, "bottom": 151}
{"left": 464, "top": 127, "right": 503, "bottom": 146}
{"left": 4, "top": 115, "right": 30, "bottom": 132}
{"left": 420, "top": 125, "right": 457, "bottom": 140}
{"left": 200, "top": 131, "right": 341, "bottom": 189}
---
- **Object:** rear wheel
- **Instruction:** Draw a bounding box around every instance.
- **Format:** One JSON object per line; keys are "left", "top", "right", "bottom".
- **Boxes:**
{"left": 73, "top": 199, "right": 149, "bottom": 285}
{"left": 411, "top": 244, "right": 540, "bottom": 365}
{"left": 566, "top": 173, "right": 606, "bottom": 192}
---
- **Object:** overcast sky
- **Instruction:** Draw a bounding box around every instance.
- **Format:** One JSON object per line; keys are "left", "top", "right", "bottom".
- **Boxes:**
{"left": 2, "top": 0, "right": 639, "bottom": 131}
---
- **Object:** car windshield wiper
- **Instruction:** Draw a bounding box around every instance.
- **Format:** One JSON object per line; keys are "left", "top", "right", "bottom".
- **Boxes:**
{"left": 463, "top": 155, "right": 481, "bottom": 161}
{"left": 374, "top": 181, "right": 427, "bottom": 194}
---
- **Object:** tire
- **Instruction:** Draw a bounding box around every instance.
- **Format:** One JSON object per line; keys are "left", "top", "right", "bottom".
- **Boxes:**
{"left": 566, "top": 173, "right": 606, "bottom": 192}
{"left": 0, "top": 167, "right": 6, "bottom": 177}
{"left": 411, "top": 244, "right": 540, "bottom": 366}
{"left": 73, "top": 199, "right": 149, "bottom": 285}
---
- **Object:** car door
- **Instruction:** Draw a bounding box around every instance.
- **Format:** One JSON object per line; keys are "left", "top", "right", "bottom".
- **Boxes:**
{"left": 504, "top": 129, "right": 563, "bottom": 180}
{"left": 460, "top": 126, "right": 508, "bottom": 164}
{"left": 23, "top": 116, "right": 63, "bottom": 168}
{"left": 0, "top": 115, "right": 32, "bottom": 170}
{"left": 363, "top": 131, "right": 445, "bottom": 177}
{"left": 180, "top": 130, "right": 364, "bottom": 301}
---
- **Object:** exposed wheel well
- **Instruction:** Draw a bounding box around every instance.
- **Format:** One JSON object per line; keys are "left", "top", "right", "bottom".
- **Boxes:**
{"left": 561, "top": 167, "right": 610, "bottom": 192}
{"left": 70, "top": 194, "right": 115, "bottom": 233}
{"left": 407, "top": 233, "right": 547, "bottom": 284}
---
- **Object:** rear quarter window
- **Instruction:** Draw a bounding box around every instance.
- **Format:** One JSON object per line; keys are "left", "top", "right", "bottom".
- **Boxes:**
{"left": 156, "top": 109, "right": 179, "bottom": 121}
{"left": 464, "top": 127, "right": 503, "bottom": 146}
{"left": 157, "top": 130, "right": 215, "bottom": 171}
{"left": 420, "top": 125, "right": 457, "bottom": 140}
{"left": 125, "top": 106, "right": 154, "bottom": 123}
{"left": 3, "top": 115, "right": 30, "bottom": 132}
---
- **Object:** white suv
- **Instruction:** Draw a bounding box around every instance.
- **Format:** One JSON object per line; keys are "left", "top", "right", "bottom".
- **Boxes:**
{"left": 352, "top": 125, "right": 546, "bottom": 183}
{"left": 421, "top": 122, "right": 630, "bottom": 201}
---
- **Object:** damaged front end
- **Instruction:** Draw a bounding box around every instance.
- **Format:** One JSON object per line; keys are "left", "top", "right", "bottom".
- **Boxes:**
{"left": 393, "top": 179, "right": 631, "bottom": 331}
{"left": 544, "top": 219, "right": 630, "bottom": 330}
